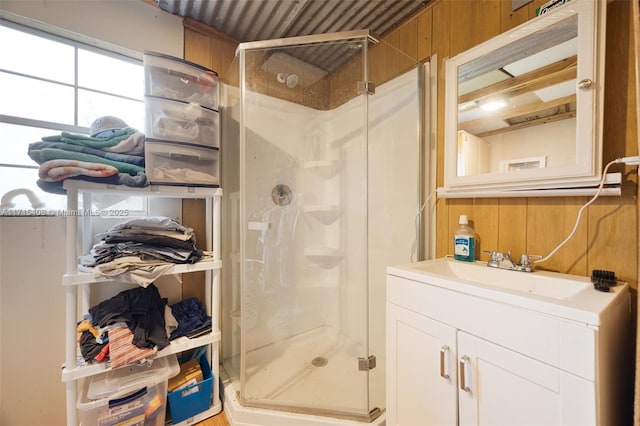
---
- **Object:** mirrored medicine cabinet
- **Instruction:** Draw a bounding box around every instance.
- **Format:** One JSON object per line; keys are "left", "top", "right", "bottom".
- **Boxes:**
{"left": 440, "top": 0, "right": 607, "bottom": 197}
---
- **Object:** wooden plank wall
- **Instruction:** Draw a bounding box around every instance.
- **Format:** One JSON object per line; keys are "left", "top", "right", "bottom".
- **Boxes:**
{"left": 180, "top": 20, "right": 238, "bottom": 301}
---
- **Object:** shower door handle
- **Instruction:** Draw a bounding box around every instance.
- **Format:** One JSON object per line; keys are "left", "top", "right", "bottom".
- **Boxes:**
{"left": 439, "top": 345, "right": 451, "bottom": 379}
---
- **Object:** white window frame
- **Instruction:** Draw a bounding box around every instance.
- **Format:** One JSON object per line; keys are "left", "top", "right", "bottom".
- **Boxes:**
{"left": 0, "top": 19, "right": 147, "bottom": 215}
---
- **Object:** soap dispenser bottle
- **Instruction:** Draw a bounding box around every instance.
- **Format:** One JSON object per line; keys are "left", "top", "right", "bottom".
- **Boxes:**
{"left": 454, "top": 215, "right": 475, "bottom": 262}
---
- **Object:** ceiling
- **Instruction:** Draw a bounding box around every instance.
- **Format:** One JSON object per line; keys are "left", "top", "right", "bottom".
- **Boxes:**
{"left": 157, "top": 0, "right": 430, "bottom": 43}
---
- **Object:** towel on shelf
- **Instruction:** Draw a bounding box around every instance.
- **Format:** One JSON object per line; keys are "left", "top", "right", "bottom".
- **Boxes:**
{"left": 38, "top": 159, "right": 119, "bottom": 182}
{"left": 29, "top": 147, "right": 145, "bottom": 176}
{"left": 35, "top": 172, "right": 149, "bottom": 195}
{"left": 29, "top": 141, "right": 145, "bottom": 167}
{"left": 41, "top": 128, "right": 145, "bottom": 156}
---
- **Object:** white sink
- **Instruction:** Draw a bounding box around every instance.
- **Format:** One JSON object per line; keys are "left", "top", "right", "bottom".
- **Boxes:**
{"left": 387, "top": 257, "right": 627, "bottom": 325}
{"left": 417, "top": 257, "right": 590, "bottom": 300}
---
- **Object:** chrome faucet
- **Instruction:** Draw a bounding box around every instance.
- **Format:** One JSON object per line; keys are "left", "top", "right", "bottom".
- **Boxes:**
{"left": 484, "top": 250, "right": 541, "bottom": 272}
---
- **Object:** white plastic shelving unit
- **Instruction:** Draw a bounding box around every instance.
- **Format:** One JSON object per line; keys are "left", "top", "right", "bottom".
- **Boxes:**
{"left": 61, "top": 180, "right": 223, "bottom": 426}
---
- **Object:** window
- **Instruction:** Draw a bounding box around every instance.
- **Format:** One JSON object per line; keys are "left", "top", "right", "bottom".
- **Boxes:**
{"left": 0, "top": 20, "right": 145, "bottom": 213}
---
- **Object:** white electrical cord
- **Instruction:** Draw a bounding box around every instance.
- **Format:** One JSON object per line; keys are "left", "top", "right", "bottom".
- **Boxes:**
{"left": 534, "top": 157, "right": 637, "bottom": 264}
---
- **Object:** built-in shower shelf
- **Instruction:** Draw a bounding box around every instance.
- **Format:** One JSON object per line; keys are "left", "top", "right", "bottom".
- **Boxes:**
{"left": 303, "top": 205, "right": 341, "bottom": 224}
{"left": 304, "top": 247, "right": 343, "bottom": 269}
{"left": 304, "top": 160, "right": 342, "bottom": 178}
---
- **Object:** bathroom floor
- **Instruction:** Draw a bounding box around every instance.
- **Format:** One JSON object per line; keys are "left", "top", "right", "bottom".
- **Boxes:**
{"left": 195, "top": 412, "right": 230, "bottom": 426}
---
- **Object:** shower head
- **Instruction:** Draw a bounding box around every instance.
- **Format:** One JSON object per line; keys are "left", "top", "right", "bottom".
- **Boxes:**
{"left": 262, "top": 52, "right": 327, "bottom": 87}
{"left": 286, "top": 74, "right": 299, "bottom": 88}
{"left": 275, "top": 72, "right": 300, "bottom": 89}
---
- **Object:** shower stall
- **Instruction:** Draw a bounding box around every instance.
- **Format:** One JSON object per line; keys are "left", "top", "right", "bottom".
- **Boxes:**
{"left": 220, "top": 30, "right": 426, "bottom": 423}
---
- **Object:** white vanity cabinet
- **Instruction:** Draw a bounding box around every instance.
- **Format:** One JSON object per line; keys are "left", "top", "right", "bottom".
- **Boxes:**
{"left": 386, "top": 304, "right": 457, "bottom": 425}
{"left": 386, "top": 260, "right": 631, "bottom": 426}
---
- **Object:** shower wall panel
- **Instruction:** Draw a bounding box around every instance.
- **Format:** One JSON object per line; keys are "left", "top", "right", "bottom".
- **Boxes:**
{"left": 240, "top": 91, "right": 371, "bottom": 347}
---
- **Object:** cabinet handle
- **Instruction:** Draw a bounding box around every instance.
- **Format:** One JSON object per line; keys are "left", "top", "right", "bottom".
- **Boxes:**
{"left": 459, "top": 355, "right": 471, "bottom": 392}
{"left": 440, "top": 345, "right": 450, "bottom": 379}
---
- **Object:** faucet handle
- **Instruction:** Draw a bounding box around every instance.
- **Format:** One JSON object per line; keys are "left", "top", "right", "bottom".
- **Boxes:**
{"left": 519, "top": 254, "right": 542, "bottom": 270}
{"left": 483, "top": 250, "right": 501, "bottom": 260}
{"left": 504, "top": 249, "right": 514, "bottom": 262}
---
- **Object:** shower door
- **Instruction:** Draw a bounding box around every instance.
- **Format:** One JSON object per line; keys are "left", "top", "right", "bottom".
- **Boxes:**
{"left": 238, "top": 33, "right": 374, "bottom": 421}
{"left": 221, "top": 30, "right": 424, "bottom": 422}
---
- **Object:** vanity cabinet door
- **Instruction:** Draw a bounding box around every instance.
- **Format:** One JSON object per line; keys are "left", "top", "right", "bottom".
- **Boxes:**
{"left": 386, "top": 302, "right": 457, "bottom": 426}
{"left": 457, "top": 331, "right": 594, "bottom": 426}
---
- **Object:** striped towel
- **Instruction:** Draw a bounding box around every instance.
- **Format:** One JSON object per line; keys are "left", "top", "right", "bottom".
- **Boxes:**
{"left": 38, "top": 159, "right": 119, "bottom": 182}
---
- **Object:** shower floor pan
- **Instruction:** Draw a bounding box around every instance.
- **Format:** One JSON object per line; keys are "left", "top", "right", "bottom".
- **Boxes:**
{"left": 225, "top": 325, "right": 383, "bottom": 423}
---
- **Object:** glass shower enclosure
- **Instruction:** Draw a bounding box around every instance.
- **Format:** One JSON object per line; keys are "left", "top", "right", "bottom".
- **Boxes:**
{"left": 221, "top": 30, "right": 424, "bottom": 422}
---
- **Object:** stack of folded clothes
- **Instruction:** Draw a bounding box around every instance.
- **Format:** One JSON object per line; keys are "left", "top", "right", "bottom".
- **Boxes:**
{"left": 80, "top": 216, "right": 212, "bottom": 286}
{"left": 27, "top": 116, "right": 149, "bottom": 194}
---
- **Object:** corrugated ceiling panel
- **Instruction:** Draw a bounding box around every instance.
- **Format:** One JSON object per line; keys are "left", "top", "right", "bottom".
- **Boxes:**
{"left": 157, "top": 0, "right": 429, "bottom": 42}
{"left": 157, "top": 0, "right": 429, "bottom": 73}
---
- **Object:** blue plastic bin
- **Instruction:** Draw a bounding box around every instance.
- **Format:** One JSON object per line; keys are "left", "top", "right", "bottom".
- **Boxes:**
{"left": 167, "top": 355, "right": 213, "bottom": 423}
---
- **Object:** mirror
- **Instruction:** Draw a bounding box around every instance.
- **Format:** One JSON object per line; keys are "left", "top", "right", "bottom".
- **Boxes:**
{"left": 441, "top": 0, "right": 606, "bottom": 196}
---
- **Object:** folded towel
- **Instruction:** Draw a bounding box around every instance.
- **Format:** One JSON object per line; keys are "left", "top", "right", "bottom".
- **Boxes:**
{"left": 35, "top": 172, "right": 149, "bottom": 195}
{"left": 103, "top": 131, "right": 145, "bottom": 156}
{"left": 29, "top": 147, "right": 145, "bottom": 175}
{"left": 41, "top": 128, "right": 146, "bottom": 156}
{"left": 42, "top": 127, "right": 136, "bottom": 147}
{"left": 38, "top": 159, "right": 119, "bottom": 182}
{"left": 29, "top": 141, "right": 145, "bottom": 167}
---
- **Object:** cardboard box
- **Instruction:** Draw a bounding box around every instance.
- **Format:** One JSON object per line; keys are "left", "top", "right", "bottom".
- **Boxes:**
{"left": 168, "top": 358, "right": 203, "bottom": 393}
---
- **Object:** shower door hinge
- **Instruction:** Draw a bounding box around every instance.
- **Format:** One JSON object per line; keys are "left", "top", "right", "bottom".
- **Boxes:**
{"left": 358, "top": 355, "right": 376, "bottom": 371}
{"left": 357, "top": 81, "right": 376, "bottom": 95}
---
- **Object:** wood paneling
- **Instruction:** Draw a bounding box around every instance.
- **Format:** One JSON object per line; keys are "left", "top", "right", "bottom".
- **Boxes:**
{"left": 185, "top": 28, "right": 214, "bottom": 70}
{"left": 417, "top": 8, "right": 433, "bottom": 62}
{"left": 500, "top": 0, "right": 530, "bottom": 32}
{"left": 181, "top": 198, "right": 207, "bottom": 301}
{"left": 181, "top": 24, "right": 238, "bottom": 302}
{"left": 526, "top": 197, "right": 589, "bottom": 275}
{"left": 449, "top": 0, "right": 501, "bottom": 57}
{"left": 432, "top": 0, "right": 451, "bottom": 258}
{"left": 393, "top": 18, "right": 419, "bottom": 70}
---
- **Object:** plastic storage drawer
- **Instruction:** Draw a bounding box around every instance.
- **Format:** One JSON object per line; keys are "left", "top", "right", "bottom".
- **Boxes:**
{"left": 76, "top": 356, "right": 179, "bottom": 426}
{"left": 167, "top": 355, "right": 213, "bottom": 424}
{"left": 145, "top": 140, "right": 219, "bottom": 187}
{"left": 144, "top": 51, "right": 218, "bottom": 111}
{"left": 144, "top": 96, "right": 219, "bottom": 148}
